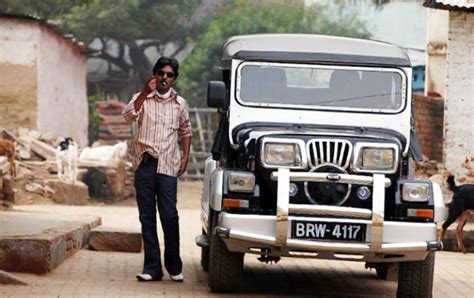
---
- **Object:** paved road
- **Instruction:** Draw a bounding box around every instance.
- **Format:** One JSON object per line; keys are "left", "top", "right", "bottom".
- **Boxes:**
{"left": 1, "top": 204, "right": 473, "bottom": 297}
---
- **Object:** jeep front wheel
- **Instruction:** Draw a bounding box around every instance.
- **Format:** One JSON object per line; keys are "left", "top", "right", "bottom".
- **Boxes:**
{"left": 208, "top": 214, "right": 244, "bottom": 293}
{"left": 397, "top": 252, "right": 435, "bottom": 298}
{"left": 200, "top": 229, "right": 209, "bottom": 272}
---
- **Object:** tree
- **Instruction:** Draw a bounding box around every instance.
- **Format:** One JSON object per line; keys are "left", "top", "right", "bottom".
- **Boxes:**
{"left": 177, "top": 1, "right": 371, "bottom": 106}
{"left": 63, "top": 0, "right": 204, "bottom": 91}
{"left": 0, "top": 0, "right": 88, "bottom": 19}
{"left": 0, "top": 0, "right": 206, "bottom": 97}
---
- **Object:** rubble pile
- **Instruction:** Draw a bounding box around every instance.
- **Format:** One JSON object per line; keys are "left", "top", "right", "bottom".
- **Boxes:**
{"left": 415, "top": 159, "right": 442, "bottom": 178}
{"left": 0, "top": 156, "right": 14, "bottom": 210}
{"left": 0, "top": 127, "right": 135, "bottom": 207}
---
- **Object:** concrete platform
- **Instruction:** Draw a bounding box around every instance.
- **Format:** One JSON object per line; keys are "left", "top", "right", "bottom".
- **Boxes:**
{"left": 88, "top": 226, "right": 142, "bottom": 253}
{"left": 0, "top": 210, "right": 101, "bottom": 274}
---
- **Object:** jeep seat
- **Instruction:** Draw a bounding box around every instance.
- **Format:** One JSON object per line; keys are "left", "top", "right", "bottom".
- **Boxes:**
{"left": 240, "top": 67, "right": 288, "bottom": 103}
{"left": 329, "top": 69, "right": 361, "bottom": 105}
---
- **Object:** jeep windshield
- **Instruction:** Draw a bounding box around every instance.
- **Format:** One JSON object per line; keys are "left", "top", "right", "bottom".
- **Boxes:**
{"left": 236, "top": 62, "right": 406, "bottom": 113}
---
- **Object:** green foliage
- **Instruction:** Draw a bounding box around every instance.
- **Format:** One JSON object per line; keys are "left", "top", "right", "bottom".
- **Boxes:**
{"left": 177, "top": 1, "right": 371, "bottom": 106}
{"left": 87, "top": 94, "right": 102, "bottom": 144}
{"left": 63, "top": 0, "right": 203, "bottom": 86}
{"left": 62, "top": 0, "right": 201, "bottom": 45}
{"left": 0, "top": 0, "right": 89, "bottom": 19}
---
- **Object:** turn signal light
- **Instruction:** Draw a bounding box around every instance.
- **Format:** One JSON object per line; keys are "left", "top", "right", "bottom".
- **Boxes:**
{"left": 223, "top": 198, "right": 249, "bottom": 208}
{"left": 407, "top": 208, "right": 433, "bottom": 219}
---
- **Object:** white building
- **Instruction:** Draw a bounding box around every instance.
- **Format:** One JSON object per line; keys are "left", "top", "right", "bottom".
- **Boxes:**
{"left": 424, "top": 0, "right": 474, "bottom": 182}
{"left": 0, "top": 14, "right": 88, "bottom": 147}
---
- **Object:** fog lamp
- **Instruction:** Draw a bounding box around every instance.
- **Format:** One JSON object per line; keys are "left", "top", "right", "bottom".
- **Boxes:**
{"left": 228, "top": 172, "right": 255, "bottom": 193}
{"left": 402, "top": 183, "right": 429, "bottom": 202}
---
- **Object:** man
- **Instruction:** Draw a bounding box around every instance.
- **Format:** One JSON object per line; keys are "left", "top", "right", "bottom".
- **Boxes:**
{"left": 122, "top": 57, "right": 192, "bottom": 282}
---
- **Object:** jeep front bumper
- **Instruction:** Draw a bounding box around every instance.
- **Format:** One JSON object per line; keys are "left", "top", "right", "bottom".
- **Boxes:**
{"left": 214, "top": 169, "right": 445, "bottom": 263}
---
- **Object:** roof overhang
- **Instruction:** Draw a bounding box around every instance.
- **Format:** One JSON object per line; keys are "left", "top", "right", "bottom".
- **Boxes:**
{"left": 0, "top": 13, "right": 87, "bottom": 55}
{"left": 423, "top": 0, "right": 474, "bottom": 12}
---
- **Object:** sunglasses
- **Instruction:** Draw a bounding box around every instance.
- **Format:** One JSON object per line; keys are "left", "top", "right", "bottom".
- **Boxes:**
{"left": 156, "top": 70, "right": 176, "bottom": 78}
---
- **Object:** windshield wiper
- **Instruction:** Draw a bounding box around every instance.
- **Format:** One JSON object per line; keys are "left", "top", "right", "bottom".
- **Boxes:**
{"left": 315, "top": 91, "right": 400, "bottom": 105}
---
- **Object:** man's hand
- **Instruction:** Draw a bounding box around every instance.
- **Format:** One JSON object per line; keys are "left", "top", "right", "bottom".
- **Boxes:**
{"left": 178, "top": 136, "right": 191, "bottom": 177}
{"left": 134, "top": 77, "right": 156, "bottom": 111}
{"left": 143, "top": 76, "right": 157, "bottom": 93}
{"left": 178, "top": 155, "right": 189, "bottom": 177}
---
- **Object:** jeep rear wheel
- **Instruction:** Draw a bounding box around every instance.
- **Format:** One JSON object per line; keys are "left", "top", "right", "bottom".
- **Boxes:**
{"left": 397, "top": 252, "right": 435, "bottom": 298}
{"left": 208, "top": 213, "right": 244, "bottom": 293}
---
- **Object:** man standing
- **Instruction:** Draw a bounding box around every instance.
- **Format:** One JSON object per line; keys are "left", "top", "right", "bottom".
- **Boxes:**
{"left": 122, "top": 57, "right": 192, "bottom": 282}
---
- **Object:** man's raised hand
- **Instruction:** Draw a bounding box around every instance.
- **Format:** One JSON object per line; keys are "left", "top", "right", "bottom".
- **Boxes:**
{"left": 143, "top": 77, "right": 157, "bottom": 93}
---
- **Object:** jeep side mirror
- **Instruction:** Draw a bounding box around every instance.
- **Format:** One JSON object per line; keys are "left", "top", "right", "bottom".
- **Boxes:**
{"left": 207, "top": 81, "right": 226, "bottom": 108}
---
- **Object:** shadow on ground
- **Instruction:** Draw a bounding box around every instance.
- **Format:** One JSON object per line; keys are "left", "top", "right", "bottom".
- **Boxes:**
{"left": 235, "top": 259, "right": 397, "bottom": 296}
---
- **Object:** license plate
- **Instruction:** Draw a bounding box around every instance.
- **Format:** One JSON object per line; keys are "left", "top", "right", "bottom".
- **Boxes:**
{"left": 291, "top": 221, "right": 366, "bottom": 242}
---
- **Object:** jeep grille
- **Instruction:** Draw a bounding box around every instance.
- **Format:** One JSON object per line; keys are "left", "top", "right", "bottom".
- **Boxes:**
{"left": 307, "top": 139, "right": 352, "bottom": 169}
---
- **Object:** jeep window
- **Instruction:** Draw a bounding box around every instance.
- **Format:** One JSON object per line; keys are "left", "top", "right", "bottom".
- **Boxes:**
{"left": 237, "top": 62, "right": 405, "bottom": 113}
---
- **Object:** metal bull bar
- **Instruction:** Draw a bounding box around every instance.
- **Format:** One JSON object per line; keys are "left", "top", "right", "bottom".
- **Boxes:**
{"left": 215, "top": 168, "right": 442, "bottom": 253}
{"left": 269, "top": 169, "right": 389, "bottom": 250}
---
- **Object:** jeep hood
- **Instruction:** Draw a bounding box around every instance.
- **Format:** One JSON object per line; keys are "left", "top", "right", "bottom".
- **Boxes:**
{"left": 228, "top": 105, "right": 412, "bottom": 156}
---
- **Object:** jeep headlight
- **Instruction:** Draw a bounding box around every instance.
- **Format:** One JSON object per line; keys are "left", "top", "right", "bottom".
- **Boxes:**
{"left": 261, "top": 138, "right": 306, "bottom": 169}
{"left": 402, "top": 182, "right": 429, "bottom": 202}
{"left": 353, "top": 143, "right": 399, "bottom": 173}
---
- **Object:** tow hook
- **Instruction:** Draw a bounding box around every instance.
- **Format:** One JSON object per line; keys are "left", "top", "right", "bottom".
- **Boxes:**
{"left": 257, "top": 248, "right": 281, "bottom": 264}
{"left": 214, "top": 226, "right": 230, "bottom": 238}
{"left": 427, "top": 240, "right": 443, "bottom": 251}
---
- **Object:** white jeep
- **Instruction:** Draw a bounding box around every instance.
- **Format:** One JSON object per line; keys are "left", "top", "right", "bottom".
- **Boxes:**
{"left": 196, "top": 34, "right": 446, "bottom": 297}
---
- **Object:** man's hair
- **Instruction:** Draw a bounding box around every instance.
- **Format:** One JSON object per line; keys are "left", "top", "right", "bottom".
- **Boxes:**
{"left": 152, "top": 57, "right": 179, "bottom": 78}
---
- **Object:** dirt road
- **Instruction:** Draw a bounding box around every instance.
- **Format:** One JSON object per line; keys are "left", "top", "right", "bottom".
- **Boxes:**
{"left": 2, "top": 181, "right": 472, "bottom": 297}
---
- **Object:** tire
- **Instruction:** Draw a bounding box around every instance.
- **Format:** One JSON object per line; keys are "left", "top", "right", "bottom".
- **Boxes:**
{"left": 201, "top": 229, "right": 209, "bottom": 272}
{"left": 375, "top": 264, "right": 388, "bottom": 280}
{"left": 208, "top": 212, "right": 244, "bottom": 293}
{"left": 397, "top": 252, "right": 435, "bottom": 298}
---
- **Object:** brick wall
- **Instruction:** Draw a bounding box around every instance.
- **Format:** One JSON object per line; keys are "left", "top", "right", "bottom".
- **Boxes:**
{"left": 413, "top": 93, "right": 444, "bottom": 161}
{"left": 0, "top": 18, "right": 88, "bottom": 147}
{"left": 443, "top": 11, "right": 474, "bottom": 182}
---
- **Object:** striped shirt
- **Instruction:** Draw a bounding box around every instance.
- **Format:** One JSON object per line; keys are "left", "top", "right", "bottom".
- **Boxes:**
{"left": 122, "top": 88, "right": 192, "bottom": 176}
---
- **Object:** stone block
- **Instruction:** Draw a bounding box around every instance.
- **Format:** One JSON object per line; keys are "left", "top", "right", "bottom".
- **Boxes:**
{"left": 82, "top": 158, "right": 126, "bottom": 201}
{"left": 46, "top": 179, "right": 89, "bottom": 205}
{"left": 89, "top": 226, "right": 142, "bottom": 253}
{"left": 0, "top": 212, "right": 101, "bottom": 274}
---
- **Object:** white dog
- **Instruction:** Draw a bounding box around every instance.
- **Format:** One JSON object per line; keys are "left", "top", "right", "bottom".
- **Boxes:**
{"left": 56, "top": 137, "right": 78, "bottom": 184}
{"left": 78, "top": 141, "right": 127, "bottom": 163}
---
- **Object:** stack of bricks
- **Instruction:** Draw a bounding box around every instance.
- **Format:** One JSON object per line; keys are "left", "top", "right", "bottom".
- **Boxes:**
{"left": 415, "top": 159, "right": 442, "bottom": 178}
{"left": 96, "top": 101, "right": 132, "bottom": 141}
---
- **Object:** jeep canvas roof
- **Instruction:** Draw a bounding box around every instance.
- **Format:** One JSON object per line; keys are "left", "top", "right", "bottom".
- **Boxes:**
{"left": 222, "top": 34, "right": 411, "bottom": 67}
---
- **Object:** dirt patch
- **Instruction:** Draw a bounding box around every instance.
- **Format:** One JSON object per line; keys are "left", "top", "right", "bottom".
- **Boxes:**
{"left": 177, "top": 180, "right": 202, "bottom": 209}
{"left": 14, "top": 180, "right": 203, "bottom": 210}
{"left": 93, "top": 180, "right": 202, "bottom": 209}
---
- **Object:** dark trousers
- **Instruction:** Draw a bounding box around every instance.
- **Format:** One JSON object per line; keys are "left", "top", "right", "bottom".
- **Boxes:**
{"left": 134, "top": 154, "right": 182, "bottom": 279}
